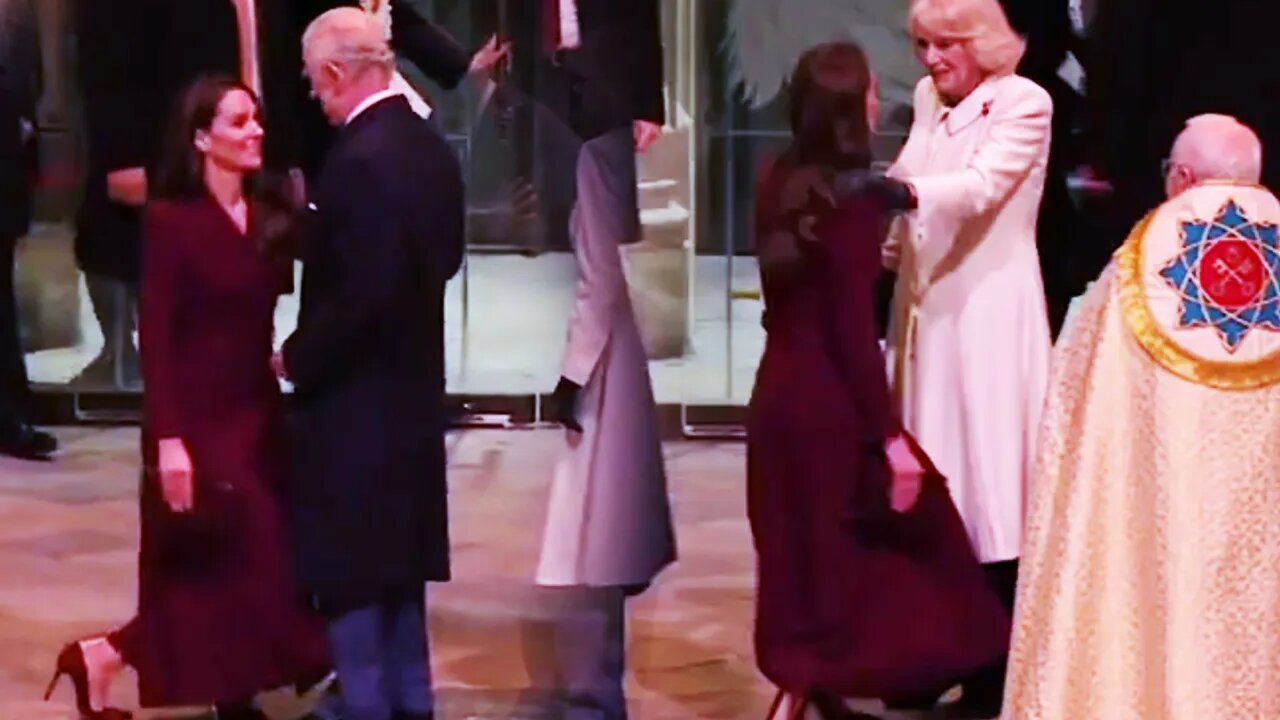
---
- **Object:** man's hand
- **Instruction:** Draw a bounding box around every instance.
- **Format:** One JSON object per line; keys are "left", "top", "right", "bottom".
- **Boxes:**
{"left": 550, "top": 376, "right": 583, "bottom": 433}
{"left": 157, "top": 437, "right": 194, "bottom": 513}
{"left": 469, "top": 34, "right": 510, "bottom": 77}
{"left": 107, "top": 167, "right": 147, "bottom": 207}
{"left": 634, "top": 120, "right": 662, "bottom": 154}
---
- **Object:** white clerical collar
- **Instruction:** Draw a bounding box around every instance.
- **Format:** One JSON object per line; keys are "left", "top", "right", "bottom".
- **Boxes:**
{"left": 345, "top": 88, "right": 401, "bottom": 125}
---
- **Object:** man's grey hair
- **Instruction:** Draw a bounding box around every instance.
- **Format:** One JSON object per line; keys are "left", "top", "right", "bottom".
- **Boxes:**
{"left": 302, "top": 7, "right": 394, "bottom": 72}
{"left": 1171, "top": 114, "right": 1263, "bottom": 184}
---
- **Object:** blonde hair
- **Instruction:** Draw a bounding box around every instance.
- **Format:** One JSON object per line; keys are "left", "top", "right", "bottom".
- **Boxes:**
{"left": 909, "top": 0, "right": 1026, "bottom": 77}
{"left": 302, "top": 7, "right": 394, "bottom": 73}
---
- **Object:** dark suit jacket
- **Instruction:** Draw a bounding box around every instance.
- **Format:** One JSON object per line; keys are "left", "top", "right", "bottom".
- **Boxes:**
{"left": 291, "top": 0, "right": 471, "bottom": 177}
{"left": 509, "top": 0, "right": 664, "bottom": 140}
{"left": 73, "top": 0, "right": 306, "bottom": 281}
{"left": 0, "top": 0, "right": 36, "bottom": 240}
{"left": 283, "top": 95, "right": 464, "bottom": 614}
{"left": 998, "top": 0, "right": 1084, "bottom": 335}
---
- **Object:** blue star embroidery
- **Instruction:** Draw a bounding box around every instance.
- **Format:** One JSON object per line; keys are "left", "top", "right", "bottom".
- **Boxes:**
{"left": 1158, "top": 200, "right": 1280, "bottom": 351}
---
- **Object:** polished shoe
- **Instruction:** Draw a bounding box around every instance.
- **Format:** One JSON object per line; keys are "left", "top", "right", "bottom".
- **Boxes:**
{"left": 44, "top": 642, "right": 132, "bottom": 719}
{"left": 0, "top": 422, "right": 56, "bottom": 460}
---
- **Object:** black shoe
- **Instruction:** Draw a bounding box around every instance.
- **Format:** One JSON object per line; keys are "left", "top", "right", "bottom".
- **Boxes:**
{"left": 0, "top": 423, "right": 56, "bottom": 461}
{"left": 391, "top": 714, "right": 433, "bottom": 720}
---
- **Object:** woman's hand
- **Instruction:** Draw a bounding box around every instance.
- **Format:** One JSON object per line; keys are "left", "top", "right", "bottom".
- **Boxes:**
{"left": 157, "top": 437, "right": 194, "bottom": 513}
{"left": 885, "top": 434, "right": 924, "bottom": 512}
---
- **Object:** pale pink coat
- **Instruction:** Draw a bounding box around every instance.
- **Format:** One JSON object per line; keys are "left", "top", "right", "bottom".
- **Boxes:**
{"left": 885, "top": 74, "right": 1053, "bottom": 563}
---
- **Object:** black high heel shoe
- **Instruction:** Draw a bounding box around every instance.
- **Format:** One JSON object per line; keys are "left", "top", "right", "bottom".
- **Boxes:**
{"left": 44, "top": 642, "right": 132, "bottom": 719}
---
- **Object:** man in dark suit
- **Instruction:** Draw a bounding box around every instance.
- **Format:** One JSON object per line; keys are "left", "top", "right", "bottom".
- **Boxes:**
{"left": 279, "top": 8, "right": 464, "bottom": 720}
{"left": 0, "top": 0, "right": 55, "bottom": 459}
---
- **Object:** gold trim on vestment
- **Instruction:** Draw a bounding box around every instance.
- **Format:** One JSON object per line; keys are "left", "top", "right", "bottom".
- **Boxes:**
{"left": 1116, "top": 204, "right": 1280, "bottom": 390}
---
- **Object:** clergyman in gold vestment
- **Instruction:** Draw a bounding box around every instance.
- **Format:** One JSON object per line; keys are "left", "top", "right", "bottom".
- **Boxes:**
{"left": 1004, "top": 114, "right": 1280, "bottom": 720}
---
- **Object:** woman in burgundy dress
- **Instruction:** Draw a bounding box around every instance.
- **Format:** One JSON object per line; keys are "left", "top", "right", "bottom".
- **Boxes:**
{"left": 44, "top": 76, "right": 329, "bottom": 719}
{"left": 747, "top": 43, "right": 1010, "bottom": 719}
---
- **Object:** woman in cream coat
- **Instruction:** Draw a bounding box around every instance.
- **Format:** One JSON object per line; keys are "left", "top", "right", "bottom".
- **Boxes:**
{"left": 885, "top": 0, "right": 1052, "bottom": 714}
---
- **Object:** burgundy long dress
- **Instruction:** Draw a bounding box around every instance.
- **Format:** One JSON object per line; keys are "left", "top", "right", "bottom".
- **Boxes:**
{"left": 747, "top": 163, "right": 1010, "bottom": 702}
{"left": 108, "top": 197, "right": 329, "bottom": 707}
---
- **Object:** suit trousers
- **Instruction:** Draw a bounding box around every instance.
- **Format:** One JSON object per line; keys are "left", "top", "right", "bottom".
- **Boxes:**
{"left": 0, "top": 235, "right": 29, "bottom": 426}
{"left": 326, "top": 594, "right": 433, "bottom": 720}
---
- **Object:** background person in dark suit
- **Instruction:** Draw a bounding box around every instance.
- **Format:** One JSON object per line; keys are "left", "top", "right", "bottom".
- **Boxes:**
{"left": 278, "top": 9, "right": 464, "bottom": 720}
{"left": 998, "top": 0, "right": 1085, "bottom": 338}
{"left": 0, "top": 0, "right": 55, "bottom": 459}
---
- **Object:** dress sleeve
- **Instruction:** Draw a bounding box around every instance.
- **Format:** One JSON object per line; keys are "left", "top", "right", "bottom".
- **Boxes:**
{"left": 884, "top": 81, "right": 934, "bottom": 270}
{"left": 139, "top": 203, "right": 187, "bottom": 438}
{"left": 817, "top": 197, "right": 898, "bottom": 443}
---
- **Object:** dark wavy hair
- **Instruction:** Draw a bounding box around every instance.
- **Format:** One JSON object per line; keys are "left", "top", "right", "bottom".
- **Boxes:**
{"left": 152, "top": 74, "right": 301, "bottom": 257}
{"left": 787, "top": 41, "right": 875, "bottom": 170}
{"left": 759, "top": 42, "right": 876, "bottom": 278}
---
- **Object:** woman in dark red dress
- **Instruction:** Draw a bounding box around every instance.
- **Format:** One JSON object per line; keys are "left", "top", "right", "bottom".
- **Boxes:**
{"left": 747, "top": 43, "right": 1010, "bottom": 719}
{"left": 45, "top": 76, "right": 329, "bottom": 719}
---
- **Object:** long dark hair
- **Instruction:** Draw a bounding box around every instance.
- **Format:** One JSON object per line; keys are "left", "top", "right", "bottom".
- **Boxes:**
{"left": 787, "top": 42, "right": 874, "bottom": 170}
{"left": 759, "top": 42, "right": 875, "bottom": 278}
{"left": 152, "top": 74, "right": 301, "bottom": 257}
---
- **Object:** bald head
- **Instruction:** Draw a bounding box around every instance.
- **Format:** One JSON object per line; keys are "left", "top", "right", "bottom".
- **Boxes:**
{"left": 1166, "top": 114, "right": 1263, "bottom": 197}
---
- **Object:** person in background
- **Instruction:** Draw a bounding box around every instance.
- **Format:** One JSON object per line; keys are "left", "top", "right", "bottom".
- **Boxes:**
{"left": 997, "top": 0, "right": 1084, "bottom": 337}
{"left": 520, "top": 1, "right": 674, "bottom": 717}
{"left": 46, "top": 75, "right": 330, "bottom": 720}
{"left": 1081, "top": 0, "right": 1280, "bottom": 289}
{"left": 0, "top": 0, "right": 55, "bottom": 460}
{"left": 883, "top": 0, "right": 1053, "bottom": 715}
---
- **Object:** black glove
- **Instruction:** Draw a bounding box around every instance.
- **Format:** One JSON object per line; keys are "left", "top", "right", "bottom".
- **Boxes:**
{"left": 550, "top": 377, "right": 583, "bottom": 433}
{"left": 833, "top": 169, "right": 918, "bottom": 212}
